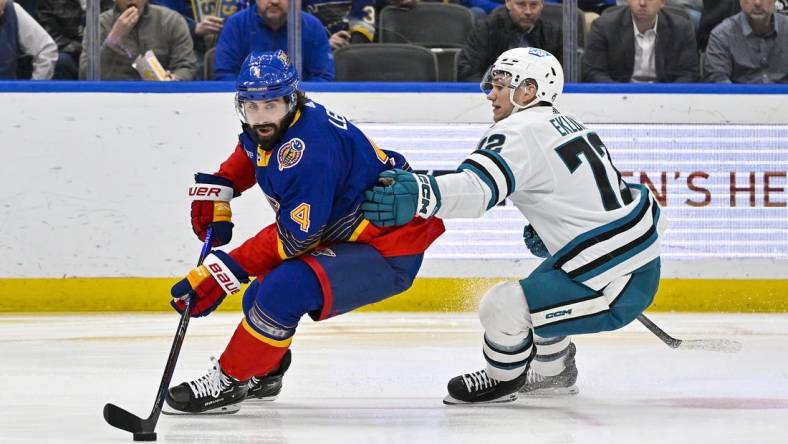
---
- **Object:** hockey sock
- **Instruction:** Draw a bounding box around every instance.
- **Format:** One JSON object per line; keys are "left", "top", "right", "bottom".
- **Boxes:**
{"left": 220, "top": 319, "right": 291, "bottom": 381}
{"left": 483, "top": 329, "right": 534, "bottom": 381}
{"left": 531, "top": 335, "right": 572, "bottom": 377}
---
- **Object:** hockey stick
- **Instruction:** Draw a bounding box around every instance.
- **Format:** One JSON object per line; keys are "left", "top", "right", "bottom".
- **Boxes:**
{"left": 103, "top": 228, "right": 214, "bottom": 441}
{"left": 637, "top": 314, "right": 742, "bottom": 353}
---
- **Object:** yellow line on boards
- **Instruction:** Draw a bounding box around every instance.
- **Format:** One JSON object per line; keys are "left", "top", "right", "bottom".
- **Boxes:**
{"left": 0, "top": 278, "right": 787, "bottom": 312}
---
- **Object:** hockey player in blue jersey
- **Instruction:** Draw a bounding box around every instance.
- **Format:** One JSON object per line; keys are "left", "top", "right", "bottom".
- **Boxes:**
{"left": 164, "top": 50, "right": 444, "bottom": 414}
{"left": 363, "top": 47, "right": 666, "bottom": 404}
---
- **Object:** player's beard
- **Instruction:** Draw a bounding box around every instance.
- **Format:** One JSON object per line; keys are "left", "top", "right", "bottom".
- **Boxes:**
{"left": 251, "top": 122, "right": 286, "bottom": 148}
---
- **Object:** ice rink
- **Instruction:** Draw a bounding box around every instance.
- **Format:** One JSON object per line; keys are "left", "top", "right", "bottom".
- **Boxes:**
{"left": 1, "top": 312, "right": 787, "bottom": 443}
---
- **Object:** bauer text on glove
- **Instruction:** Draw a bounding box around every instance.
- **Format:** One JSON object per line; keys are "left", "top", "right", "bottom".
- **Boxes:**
{"left": 170, "top": 251, "right": 249, "bottom": 317}
{"left": 190, "top": 173, "right": 236, "bottom": 247}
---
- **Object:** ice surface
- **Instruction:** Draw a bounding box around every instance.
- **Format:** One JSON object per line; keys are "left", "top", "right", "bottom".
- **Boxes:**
{"left": 1, "top": 312, "right": 786, "bottom": 443}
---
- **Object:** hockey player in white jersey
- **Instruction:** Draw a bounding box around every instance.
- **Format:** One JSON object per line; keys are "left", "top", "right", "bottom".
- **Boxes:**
{"left": 362, "top": 47, "right": 666, "bottom": 405}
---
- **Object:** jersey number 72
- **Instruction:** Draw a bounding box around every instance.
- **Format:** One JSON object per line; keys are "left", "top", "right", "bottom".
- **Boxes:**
{"left": 555, "top": 133, "right": 631, "bottom": 211}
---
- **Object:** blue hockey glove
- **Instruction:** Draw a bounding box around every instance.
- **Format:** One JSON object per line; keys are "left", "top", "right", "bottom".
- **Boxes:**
{"left": 362, "top": 169, "right": 441, "bottom": 227}
{"left": 523, "top": 224, "right": 549, "bottom": 258}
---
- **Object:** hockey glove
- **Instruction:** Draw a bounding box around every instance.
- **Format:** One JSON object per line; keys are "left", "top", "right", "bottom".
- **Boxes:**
{"left": 171, "top": 251, "right": 249, "bottom": 317}
{"left": 523, "top": 224, "right": 549, "bottom": 258}
{"left": 190, "top": 173, "right": 235, "bottom": 247}
{"left": 362, "top": 169, "right": 441, "bottom": 227}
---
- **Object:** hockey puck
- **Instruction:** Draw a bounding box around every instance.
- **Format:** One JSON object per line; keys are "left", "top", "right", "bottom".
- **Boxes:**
{"left": 133, "top": 432, "right": 157, "bottom": 441}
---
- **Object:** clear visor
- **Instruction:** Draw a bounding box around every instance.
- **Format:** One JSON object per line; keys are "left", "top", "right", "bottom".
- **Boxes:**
{"left": 480, "top": 68, "right": 515, "bottom": 95}
{"left": 235, "top": 96, "right": 293, "bottom": 126}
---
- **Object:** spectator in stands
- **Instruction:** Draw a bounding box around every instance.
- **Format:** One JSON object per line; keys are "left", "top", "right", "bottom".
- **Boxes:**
{"left": 698, "top": 0, "right": 785, "bottom": 51}
{"left": 78, "top": 0, "right": 196, "bottom": 80}
{"left": 457, "top": 0, "right": 562, "bottom": 82}
{"left": 619, "top": 0, "right": 701, "bottom": 26}
{"left": 213, "top": 0, "right": 335, "bottom": 80}
{"left": 304, "top": 0, "right": 375, "bottom": 50}
{"left": 151, "top": 0, "right": 247, "bottom": 79}
{"left": 582, "top": 0, "right": 698, "bottom": 82}
{"left": 703, "top": 0, "right": 788, "bottom": 83}
{"left": 38, "top": 0, "right": 113, "bottom": 80}
{"left": 466, "top": 0, "right": 615, "bottom": 15}
{"left": 0, "top": 0, "right": 58, "bottom": 79}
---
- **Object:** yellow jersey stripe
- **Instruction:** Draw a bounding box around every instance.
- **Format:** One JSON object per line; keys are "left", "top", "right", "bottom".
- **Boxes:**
{"left": 241, "top": 318, "right": 293, "bottom": 347}
{"left": 349, "top": 219, "right": 370, "bottom": 241}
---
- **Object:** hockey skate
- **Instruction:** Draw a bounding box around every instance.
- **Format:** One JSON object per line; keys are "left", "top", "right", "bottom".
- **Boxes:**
{"left": 245, "top": 349, "right": 292, "bottom": 402}
{"left": 163, "top": 357, "right": 248, "bottom": 415}
{"left": 519, "top": 343, "right": 579, "bottom": 397}
{"left": 443, "top": 369, "right": 527, "bottom": 405}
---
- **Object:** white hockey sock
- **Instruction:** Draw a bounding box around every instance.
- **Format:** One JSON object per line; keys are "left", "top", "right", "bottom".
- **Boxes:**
{"left": 483, "top": 331, "right": 534, "bottom": 381}
{"left": 530, "top": 335, "right": 572, "bottom": 377}
{"left": 478, "top": 281, "right": 534, "bottom": 381}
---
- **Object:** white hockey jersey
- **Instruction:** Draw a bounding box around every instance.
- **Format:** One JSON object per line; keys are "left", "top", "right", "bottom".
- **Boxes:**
{"left": 434, "top": 106, "right": 667, "bottom": 290}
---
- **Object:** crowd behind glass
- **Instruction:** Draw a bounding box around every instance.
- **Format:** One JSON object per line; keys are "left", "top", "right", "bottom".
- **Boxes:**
{"left": 0, "top": 0, "right": 785, "bottom": 83}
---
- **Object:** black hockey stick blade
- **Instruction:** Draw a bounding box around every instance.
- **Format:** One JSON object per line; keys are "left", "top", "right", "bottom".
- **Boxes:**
{"left": 103, "top": 403, "right": 146, "bottom": 434}
{"left": 102, "top": 228, "right": 213, "bottom": 440}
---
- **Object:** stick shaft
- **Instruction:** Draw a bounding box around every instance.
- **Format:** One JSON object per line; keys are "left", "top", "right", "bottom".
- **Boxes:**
{"left": 637, "top": 314, "right": 682, "bottom": 348}
{"left": 637, "top": 313, "right": 742, "bottom": 353}
{"left": 144, "top": 228, "right": 214, "bottom": 426}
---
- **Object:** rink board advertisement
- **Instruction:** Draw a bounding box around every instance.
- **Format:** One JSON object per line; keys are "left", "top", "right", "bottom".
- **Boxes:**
{"left": 0, "top": 85, "right": 787, "bottom": 311}
{"left": 361, "top": 123, "right": 788, "bottom": 263}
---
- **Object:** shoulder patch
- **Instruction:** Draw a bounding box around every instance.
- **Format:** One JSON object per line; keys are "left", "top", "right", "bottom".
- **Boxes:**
{"left": 277, "top": 138, "right": 306, "bottom": 171}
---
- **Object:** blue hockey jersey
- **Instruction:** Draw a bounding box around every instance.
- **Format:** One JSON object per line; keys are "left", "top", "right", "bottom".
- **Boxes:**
{"left": 216, "top": 99, "right": 445, "bottom": 276}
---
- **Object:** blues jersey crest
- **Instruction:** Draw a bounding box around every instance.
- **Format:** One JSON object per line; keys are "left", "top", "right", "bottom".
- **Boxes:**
{"left": 278, "top": 138, "right": 306, "bottom": 171}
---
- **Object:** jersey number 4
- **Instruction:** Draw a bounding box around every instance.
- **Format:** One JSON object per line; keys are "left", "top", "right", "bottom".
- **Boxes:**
{"left": 290, "top": 203, "right": 311, "bottom": 232}
{"left": 555, "top": 133, "right": 631, "bottom": 211}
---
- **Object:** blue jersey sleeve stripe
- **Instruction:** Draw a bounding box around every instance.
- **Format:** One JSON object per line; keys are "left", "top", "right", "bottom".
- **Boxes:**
{"left": 458, "top": 161, "right": 499, "bottom": 210}
{"left": 471, "top": 149, "right": 516, "bottom": 197}
{"left": 277, "top": 223, "right": 324, "bottom": 257}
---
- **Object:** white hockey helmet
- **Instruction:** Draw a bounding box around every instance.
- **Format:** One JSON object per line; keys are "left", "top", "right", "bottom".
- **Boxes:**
{"left": 481, "top": 47, "right": 564, "bottom": 111}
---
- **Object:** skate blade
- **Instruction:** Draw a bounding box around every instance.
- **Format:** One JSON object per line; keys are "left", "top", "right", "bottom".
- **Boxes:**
{"left": 243, "top": 395, "right": 278, "bottom": 404}
{"left": 162, "top": 403, "right": 241, "bottom": 416}
{"left": 519, "top": 385, "right": 579, "bottom": 398}
{"left": 443, "top": 393, "right": 518, "bottom": 405}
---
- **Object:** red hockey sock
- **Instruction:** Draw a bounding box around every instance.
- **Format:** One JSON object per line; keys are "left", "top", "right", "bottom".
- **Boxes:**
{"left": 219, "top": 318, "right": 292, "bottom": 381}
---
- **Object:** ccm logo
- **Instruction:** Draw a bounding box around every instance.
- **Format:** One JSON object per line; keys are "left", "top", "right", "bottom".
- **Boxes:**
{"left": 208, "top": 263, "right": 240, "bottom": 293}
{"left": 545, "top": 309, "right": 572, "bottom": 319}
{"left": 417, "top": 175, "right": 431, "bottom": 214}
{"left": 189, "top": 186, "right": 222, "bottom": 197}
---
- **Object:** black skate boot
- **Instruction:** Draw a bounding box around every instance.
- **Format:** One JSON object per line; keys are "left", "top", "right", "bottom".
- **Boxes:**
{"left": 164, "top": 357, "right": 248, "bottom": 415}
{"left": 246, "top": 349, "right": 292, "bottom": 402}
{"left": 519, "top": 343, "right": 579, "bottom": 397}
{"left": 443, "top": 369, "right": 527, "bottom": 405}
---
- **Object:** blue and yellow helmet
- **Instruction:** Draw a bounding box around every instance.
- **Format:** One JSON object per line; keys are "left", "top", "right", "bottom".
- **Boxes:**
{"left": 235, "top": 50, "right": 300, "bottom": 126}
{"left": 236, "top": 50, "right": 299, "bottom": 101}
